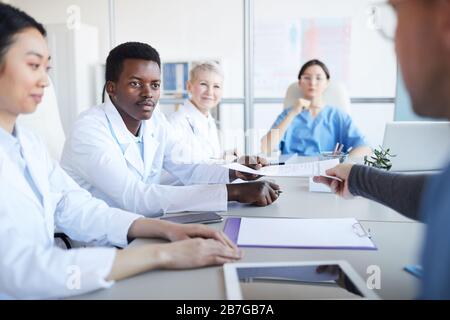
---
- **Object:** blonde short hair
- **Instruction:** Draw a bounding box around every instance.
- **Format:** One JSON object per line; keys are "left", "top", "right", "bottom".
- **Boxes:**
{"left": 189, "top": 60, "right": 224, "bottom": 82}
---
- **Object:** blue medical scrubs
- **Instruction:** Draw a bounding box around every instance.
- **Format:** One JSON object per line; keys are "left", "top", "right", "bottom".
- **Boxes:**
{"left": 271, "top": 105, "right": 368, "bottom": 156}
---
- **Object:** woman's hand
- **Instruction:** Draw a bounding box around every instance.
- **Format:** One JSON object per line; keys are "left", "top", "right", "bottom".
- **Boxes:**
{"left": 292, "top": 98, "right": 311, "bottom": 115}
{"left": 158, "top": 238, "right": 242, "bottom": 269}
{"left": 128, "top": 218, "right": 237, "bottom": 249}
{"left": 107, "top": 234, "right": 242, "bottom": 281}
{"left": 163, "top": 222, "right": 238, "bottom": 251}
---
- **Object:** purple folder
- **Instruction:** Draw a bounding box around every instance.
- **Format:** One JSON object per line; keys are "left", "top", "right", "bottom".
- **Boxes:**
{"left": 223, "top": 217, "right": 377, "bottom": 251}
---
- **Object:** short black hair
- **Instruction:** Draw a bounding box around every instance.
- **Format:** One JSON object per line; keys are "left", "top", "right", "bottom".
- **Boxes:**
{"left": 105, "top": 42, "right": 161, "bottom": 83}
{"left": 0, "top": 3, "right": 46, "bottom": 64}
{"left": 298, "top": 59, "right": 330, "bottom": 80}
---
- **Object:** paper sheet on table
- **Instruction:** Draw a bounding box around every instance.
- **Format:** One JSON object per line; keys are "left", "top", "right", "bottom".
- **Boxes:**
{"left": 224, "top": 158, "right": 341, "bottom": 180}
{"left": 236, "top": 217, "right": 376, "bottom": 250}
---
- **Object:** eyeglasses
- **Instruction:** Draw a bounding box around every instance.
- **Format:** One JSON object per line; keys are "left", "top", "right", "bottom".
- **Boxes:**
{"left": 368, "top": 1, "right": 398, "bottom": 41}
{"left": 300, "top": 75, "right": 327, "bottom": 83}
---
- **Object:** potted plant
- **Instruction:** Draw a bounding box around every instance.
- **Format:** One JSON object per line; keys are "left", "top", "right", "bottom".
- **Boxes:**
{"left": 364, "top": 146, "right": 396, "bottom": 171}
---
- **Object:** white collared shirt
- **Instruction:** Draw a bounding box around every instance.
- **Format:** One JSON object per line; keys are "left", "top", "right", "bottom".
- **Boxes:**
{"left": 0, "top": 126, "right": 43, "bottom": 205}
{"left": 61, "top": 100, "right": 230, "bottom": 217}
{"left": 132, "top": 123, "right": 145, "bottom": 160}
{"left": 168, "top": 100, "right": 222, "bottom": 163}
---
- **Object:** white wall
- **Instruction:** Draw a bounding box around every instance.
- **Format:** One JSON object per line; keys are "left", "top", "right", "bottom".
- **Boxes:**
{"left": 254, "top": 0, "right": 397, "bottom": 98}
{"left": 351, "top": 104, "right": 394, "bottom": 148}
{"left": 114, "top": 0, "right": 244, "bottom": 99}
{"left": 45, "top": 24, "right": 99, "bottom": 135}
{"left": 10, "top": 0, "right": 110, "bottom": 61}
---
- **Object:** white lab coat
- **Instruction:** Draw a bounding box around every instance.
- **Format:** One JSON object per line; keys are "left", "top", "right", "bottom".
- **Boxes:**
{"left": 0, "top": 126, "right": 142, "bottom": 299}
{"left": 61, "top": 100, "right": 229, "bottom": 217}
{"left": 168, "top": 100, "right": 222, "bottom": 162}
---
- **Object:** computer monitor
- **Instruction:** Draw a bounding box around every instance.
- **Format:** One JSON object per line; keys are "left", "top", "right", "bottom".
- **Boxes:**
{"left": 382, "top": 121, "right": 450, "bottom": 172}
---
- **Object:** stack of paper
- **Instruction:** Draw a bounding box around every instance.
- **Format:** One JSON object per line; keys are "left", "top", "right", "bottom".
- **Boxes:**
{"left": 224, "top": 159, "right": 341, "bottom": 180}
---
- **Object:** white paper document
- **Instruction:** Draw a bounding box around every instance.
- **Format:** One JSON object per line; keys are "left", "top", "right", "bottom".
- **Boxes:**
{"left": 237, "top": 217, "right": 376, "bottom": 250}
{"left": 224, "top": 158, "right": 341, "bottom": 180}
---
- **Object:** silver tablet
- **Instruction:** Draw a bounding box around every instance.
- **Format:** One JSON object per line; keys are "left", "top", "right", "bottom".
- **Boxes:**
{"left": 223, "top": 260, "right": 379, "bottom": 300}
{"left": 160, "top": 212, "right": 223, "bottom": 224}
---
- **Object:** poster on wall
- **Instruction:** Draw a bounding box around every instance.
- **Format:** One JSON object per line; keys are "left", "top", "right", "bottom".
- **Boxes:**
{"left": 254, "top": 18, "right": 352, "bottom": 98}
{"left": 254, "top": 20, "right": 302, "bottom": 98}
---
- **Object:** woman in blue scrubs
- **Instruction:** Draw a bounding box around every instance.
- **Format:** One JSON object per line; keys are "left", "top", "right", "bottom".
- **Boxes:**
{"left": 261, "top": 59, "right": 371, "bottom": 157}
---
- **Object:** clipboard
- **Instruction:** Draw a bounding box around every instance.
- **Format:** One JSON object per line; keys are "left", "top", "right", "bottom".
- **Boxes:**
{"left": 223, "top": 217, "right": 377, "bottom": 250}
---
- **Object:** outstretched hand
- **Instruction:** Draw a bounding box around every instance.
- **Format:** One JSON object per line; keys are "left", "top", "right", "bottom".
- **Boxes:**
{"left": 313, "top": 163, "right": 354, "bottom": 199}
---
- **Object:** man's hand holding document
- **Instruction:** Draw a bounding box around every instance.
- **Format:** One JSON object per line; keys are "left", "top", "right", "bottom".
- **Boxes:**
{"left": 224, "top": 158, "right": 343, "bottom": 181}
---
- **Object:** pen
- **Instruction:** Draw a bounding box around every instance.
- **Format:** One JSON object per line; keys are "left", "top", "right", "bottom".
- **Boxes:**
{"left": 332, "top": 143, "right": 339, "bottom": 155}
{"left": 269, "top": 162, "right": 285, "bottom": 166}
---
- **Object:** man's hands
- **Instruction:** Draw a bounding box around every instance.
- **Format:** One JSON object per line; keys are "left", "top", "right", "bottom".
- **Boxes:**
{"left": 227, "top": 155, "right": 281, "bottom": 206}
{"left": 227, "top": 180, "right": 280, "bottom": 206}
{"left": 230, "top": 155, "right": 268, "bottom": 181}
{"left": 313, "top": 163, "right": 354, "bottom": 199}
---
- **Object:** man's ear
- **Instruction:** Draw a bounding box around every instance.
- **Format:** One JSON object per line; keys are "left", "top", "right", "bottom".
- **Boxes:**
{"left": 106, "top": 81, "right": 116, "bottom": 99}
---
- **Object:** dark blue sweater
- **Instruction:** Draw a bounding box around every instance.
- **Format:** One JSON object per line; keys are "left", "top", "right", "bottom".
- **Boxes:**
{"left": 349, "top": 164, "right": 449, "bottom": 299}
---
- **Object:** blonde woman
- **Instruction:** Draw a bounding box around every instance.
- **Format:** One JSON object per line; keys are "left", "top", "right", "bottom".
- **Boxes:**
{"left": 169, "top": 61, "right": 234, "bottom": 163}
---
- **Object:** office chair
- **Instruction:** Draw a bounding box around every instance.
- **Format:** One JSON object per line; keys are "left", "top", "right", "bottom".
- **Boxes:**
{"left": 283, "top": 80, "right": 352, "bottom": 115}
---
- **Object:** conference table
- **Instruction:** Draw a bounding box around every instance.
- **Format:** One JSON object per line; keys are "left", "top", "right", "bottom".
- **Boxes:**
{"left": 75, "top": 174, "right": 423, "bottom": 300}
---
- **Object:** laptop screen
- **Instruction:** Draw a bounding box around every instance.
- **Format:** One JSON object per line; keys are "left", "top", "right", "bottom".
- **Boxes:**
{"left": 382, "top": 122, "right": 450, "bottom": 171}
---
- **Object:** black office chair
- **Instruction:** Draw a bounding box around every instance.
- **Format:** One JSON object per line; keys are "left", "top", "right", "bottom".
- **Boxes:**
{"left": 54, "top": 233, "right": 72, "bottom": 249}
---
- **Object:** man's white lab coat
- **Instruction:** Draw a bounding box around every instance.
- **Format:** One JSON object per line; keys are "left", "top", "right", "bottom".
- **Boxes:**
{"left": 61, "top": 100, "right": 230, "bottom": 217}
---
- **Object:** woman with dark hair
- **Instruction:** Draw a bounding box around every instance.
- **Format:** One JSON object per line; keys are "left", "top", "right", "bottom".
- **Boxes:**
{"left": 0, "top": 3, "right": 241, "bottom": 299}
{"left": 261, "top": 59, "right": 371, "bottom": 158}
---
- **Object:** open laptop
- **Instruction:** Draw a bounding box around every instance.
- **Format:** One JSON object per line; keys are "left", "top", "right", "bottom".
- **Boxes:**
{"left": 382, "top": 121, "right": 450, "bottom": 172}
